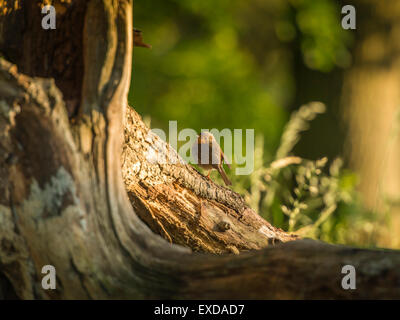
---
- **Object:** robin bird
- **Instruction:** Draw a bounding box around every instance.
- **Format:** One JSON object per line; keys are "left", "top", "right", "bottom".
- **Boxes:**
{"left": 133, "top": 28, "right": 152, "bottom": 49}
{"left": 192, "top": 132, "right": 232, "bottom": 186}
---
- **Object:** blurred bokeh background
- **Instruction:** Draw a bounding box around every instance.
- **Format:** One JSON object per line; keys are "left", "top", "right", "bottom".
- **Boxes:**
{"left": 129, "top": 0, "right": 400, "bottom": 249}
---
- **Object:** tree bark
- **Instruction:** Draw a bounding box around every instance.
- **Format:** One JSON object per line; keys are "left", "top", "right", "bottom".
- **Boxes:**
{"left": 0, "top": 0, "right": 399, "bottom": 299}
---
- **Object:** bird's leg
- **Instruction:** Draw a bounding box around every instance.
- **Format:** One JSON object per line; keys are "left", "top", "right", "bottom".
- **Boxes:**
{"left": 206, "top": 170, "right": 211, "bottom": 180}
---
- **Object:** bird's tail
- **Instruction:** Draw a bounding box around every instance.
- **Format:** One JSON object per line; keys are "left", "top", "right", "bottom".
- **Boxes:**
{"left": 217, "top": 166, "right": 232, "bottom": 186}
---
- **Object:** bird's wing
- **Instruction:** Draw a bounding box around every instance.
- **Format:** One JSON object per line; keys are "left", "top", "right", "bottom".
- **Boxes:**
{"left": 220, "top": 147, "right": 231, "bottom": 169}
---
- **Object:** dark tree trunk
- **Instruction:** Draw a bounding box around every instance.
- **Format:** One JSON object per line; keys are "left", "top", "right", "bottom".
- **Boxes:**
{"left": 340, "top": 0, "right": 400, "bottom": 247}
{"left": 0, "top": 0, "right": 399, "bottom": 299}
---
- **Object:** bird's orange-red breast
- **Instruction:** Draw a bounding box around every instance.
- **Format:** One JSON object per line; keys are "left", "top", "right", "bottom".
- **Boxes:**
{"left": 192, "top": 132, "right": 232, "bottom": 186}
